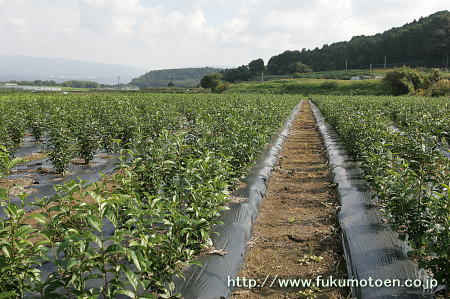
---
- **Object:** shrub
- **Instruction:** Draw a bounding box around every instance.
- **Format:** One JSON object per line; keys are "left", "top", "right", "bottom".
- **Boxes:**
{"left": 289, "top": 62, "right": 312, "bottom": 74}
{"left": 383, "top": 67, "right": 425, "bottom": 95}
{"left": 214, "top": 82, "right": 230, "bottom": 93}
{"left": 200, "top": 73, "right": 222, "bottom": 89}
{"left": 428, "top": 79, "right": 450, "bottom": 97}
{"left": 200, "top": 73, "right": 230, "bottom": 93}
{"left": 383, "top": 67, "right": 443, "bottom": 96}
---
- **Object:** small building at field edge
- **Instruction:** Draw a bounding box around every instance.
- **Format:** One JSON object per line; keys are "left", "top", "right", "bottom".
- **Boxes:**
{"left": 0, "top": 85, "right": 62, "bottom": 91}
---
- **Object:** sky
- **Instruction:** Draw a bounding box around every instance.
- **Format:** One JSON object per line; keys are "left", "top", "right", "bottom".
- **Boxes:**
{"left": 0, "top": 0, "right": 448, "bottom": 70}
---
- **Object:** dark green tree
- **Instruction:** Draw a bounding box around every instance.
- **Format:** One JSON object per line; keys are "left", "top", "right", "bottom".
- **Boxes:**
{"left": 130, "top": 67, "right": 223, "bottom": 88}
{"left": 200, "top": 73, "right": 222, "bottom": 89}
{"left": 248, "top": 58, "right": 265, "bottom": 76}
{"left": 266, "top": 11, "right": 449, "bottom": 72}
{"left": 267, "top": 50, "right": 302, "bottom": 74}
{"left": 61, "top": 80, "right": 100, "bottom": 88}
{"left": 221, "top": 66, "right": 251, "bottom": 82}
{"left": 289, "top": 62, "right": 312, "bottom": 74}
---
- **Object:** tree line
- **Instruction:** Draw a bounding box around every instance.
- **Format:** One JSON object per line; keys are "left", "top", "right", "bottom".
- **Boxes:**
{"left": 205, "top": 10, "right": 449, "bottom": 85}
{"left": 268, "top": 10, "right": 449, "bottom": 74}
{"left": 130, "top": 67, "right": 223, "bottom": 88}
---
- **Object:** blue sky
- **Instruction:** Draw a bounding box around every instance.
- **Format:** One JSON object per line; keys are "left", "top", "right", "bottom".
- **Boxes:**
{"left": 0, "top": 0, "right": 448, "bottom": 70}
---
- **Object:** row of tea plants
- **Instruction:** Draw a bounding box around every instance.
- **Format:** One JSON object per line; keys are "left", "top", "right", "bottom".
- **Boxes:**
{"left": 380, "top": 96, "right": 449, "bottom": 146}
{"left": 311, "top": 95, "right": 449, "bottom": 287}
{"left": 0, "top": 94, "right": 296, "bottom": 174}
{"left": 0, "top": 93, "right": 299, "bottom": 297}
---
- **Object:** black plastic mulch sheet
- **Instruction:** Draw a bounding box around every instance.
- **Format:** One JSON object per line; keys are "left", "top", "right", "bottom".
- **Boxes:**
{"left": 173, "top": 100, "right": 303, "bottom": 299}
{"left": 9, "top": 101, "right": 302, "bottom": 298}
{"left": 3, "top": 136, "right": 119, "bottom": 218}
{"left": 310, "top": 100, "right": 433, "bottom": 299}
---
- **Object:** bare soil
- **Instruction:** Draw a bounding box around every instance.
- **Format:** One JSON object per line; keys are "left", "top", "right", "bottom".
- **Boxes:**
{"left": 232, "top": 101, "right": 349, "bottom": 299}
{"left": 20, "top": 152, "right": 47, "bottom": 161}
{"left": 0, "top": 152, "right": 51, "bottom": 196}
{"left": 0, "top": 177, "right": 38, "bottom": 196}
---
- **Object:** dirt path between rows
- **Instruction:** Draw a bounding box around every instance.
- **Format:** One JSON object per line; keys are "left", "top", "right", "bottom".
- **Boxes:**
{"left": 232, "top": 100, "right": 349, "bottom": 299}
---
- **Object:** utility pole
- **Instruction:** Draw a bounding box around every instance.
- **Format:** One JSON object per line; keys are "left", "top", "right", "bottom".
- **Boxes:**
{"left": 384, "top": 56, "right": 387, "bottom": 69}
{"left": 261, "top": 72, "right": 264, "bottom": 83}
{"left": 117, "top": 76, "right": 120, "bottom": 85}
{"left": 446, "top": 54, "right": 448, "bottom": 71}
{"left": 345, "top": 60, "right": 348, "bottom": 71}
{"left": 370, "top": 63, "right": 372, "bottom": 70}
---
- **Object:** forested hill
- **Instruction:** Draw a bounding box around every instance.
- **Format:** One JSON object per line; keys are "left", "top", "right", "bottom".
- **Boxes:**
{"left": 268, "top": 10, "right": 450, "bottom": 74}
{"left": 130, "top": 67, "right": 223, "bottom": 87}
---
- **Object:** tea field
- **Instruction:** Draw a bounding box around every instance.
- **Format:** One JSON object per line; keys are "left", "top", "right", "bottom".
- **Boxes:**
{"left": 310, "top": 95, "right": 450, "bottom": 286}
{"left": 0, "top": 92, "right": 449, "bottom": 297}
{"left": 0, "top": 93, "right": 299, "bottom": 297}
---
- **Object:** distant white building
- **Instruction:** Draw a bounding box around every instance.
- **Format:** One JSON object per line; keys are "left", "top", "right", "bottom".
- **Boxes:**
{"left": 350, "top": 75, "right": 382, "bottom": 80}
{"left": 33, "top": 86, "right": 62, "bottom": 91}
{"left": 0, "top": 85, "right": 61, "bottom": 91}
{"left": 100, "top": 85, "right": 140, "bottom": 91}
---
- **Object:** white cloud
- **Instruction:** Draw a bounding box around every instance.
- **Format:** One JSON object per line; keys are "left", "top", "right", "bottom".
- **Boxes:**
{"left": 0, "top": 0, "right": 448, "bottom": 69}
{"left": 9, "top": 18, "right": 28, "bottom": 27}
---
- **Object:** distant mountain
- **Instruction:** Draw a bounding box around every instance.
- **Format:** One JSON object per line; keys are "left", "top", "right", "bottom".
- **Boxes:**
{"left": 130, "top": 67, "right": 223, "bottom": 88}
{"left": 267, "top": 10, "right": 450, "bottom": 73}
{"left": 0, "top": 55, "right": 145, "bottom": 84}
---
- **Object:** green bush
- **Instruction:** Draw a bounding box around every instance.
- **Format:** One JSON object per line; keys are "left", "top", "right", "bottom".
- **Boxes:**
{"left": 214, "top": 82, "right": 230, "bottom": 93}
{"left": 383, "top": 67, "right": 442, "bottom": 95}
{"left": 428, "top": 79, "right": 450, "bottom": 97}
{"left": 200, "top": 73, "right": 222, "bottom": 90}
{"left": 289, "top": 62, "right": 311, "bottom": 74}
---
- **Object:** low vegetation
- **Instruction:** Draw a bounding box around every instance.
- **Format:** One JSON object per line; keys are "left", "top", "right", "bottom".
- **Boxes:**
{"left": 199, "top": 73, "right": 229, "bottom": 93}
{"left": 0, "top": 93, "right": 299, "bottom": 297}
{"left": 220, "top": 68, "right": 448, "bottom": 97}
{"left": 383, "top": 67, "right": 448, "bottom": 96}
{"left": 311, "top": 95, "right": 449, "bottom": 287}
{"left": 225, "top": 78, "right": 390, "bottom": 95}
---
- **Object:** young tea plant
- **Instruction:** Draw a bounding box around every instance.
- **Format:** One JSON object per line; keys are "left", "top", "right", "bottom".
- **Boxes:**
{"left": 47, "top": 125, "right": 74, "bottom": 174}
{"left": 0, "top": 190, "right": 48, "bottom": 297}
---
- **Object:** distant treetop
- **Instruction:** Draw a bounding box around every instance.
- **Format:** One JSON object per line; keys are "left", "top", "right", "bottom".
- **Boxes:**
{"left": 267, "top": 10, "right": 450, "bottom": 73}
{"left": 130, "top": 67, "right": 223, "bottom": 88}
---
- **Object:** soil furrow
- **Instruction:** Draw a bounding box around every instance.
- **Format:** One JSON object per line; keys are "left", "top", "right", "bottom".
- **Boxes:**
{"left": 232, "top": 100, "right": 349, "bottom": 299}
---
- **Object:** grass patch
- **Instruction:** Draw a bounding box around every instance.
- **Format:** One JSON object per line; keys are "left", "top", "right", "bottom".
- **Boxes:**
{"left": 226, "top": 78, "right": 391, "bottom": 95}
